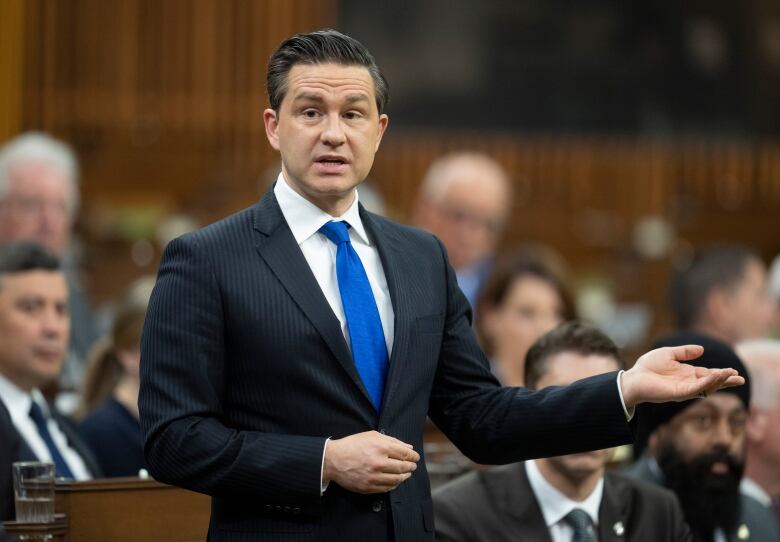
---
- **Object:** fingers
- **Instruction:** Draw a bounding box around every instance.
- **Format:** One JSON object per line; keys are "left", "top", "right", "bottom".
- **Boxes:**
{"left": 383, "top": 457, "right": 417, "bottom": 475}
{"left": 384, "top": 440, "right": 421, "bottom": 463}
{"left": 668, "top": 344, "right": 704, "bottom": 362}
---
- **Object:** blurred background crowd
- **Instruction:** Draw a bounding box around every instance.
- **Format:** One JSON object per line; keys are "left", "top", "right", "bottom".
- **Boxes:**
{"left": 1, "top": 1, "right": 780, "bottom": 541}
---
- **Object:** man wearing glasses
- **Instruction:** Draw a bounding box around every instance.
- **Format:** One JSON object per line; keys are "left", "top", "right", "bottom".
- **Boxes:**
{"left": 628, "top": 333, "right": 779, "bottom": 542}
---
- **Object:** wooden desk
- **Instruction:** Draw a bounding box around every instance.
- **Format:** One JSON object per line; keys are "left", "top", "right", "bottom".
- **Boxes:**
{"left": 4, "top": 478, "right": 210, "bottom": 541}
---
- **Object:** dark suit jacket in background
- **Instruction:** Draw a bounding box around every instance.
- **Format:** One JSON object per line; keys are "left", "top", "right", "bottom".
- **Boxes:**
{"left": 0, "top": 399, "right": 102, "bottom": 522}
{"left": 433, "top": 462, "right": 691, "bottom": 542}
{"left": 139, "top": 191, "right": 636, "bottom": 541}
{"left": 626, "top": 456, "right": 780, "bottom": 542}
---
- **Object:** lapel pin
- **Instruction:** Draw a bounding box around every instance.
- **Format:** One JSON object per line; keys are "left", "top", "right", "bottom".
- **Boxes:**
{"left": 737, "top": 524, "right": 749, "bottom": 540}
{"left": 613, "top": 521, "right": 625, "bottom": 536}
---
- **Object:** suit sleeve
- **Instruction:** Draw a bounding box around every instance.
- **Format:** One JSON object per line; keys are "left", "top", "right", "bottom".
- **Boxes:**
{"left": 427, "top": 238, "right": 634, "bottom": 464}
{"left": 139, "top": 235, "right": 326, "bottom": 509}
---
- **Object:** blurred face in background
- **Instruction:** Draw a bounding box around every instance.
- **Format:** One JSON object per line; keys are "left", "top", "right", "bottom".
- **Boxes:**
{"left": 414, "top": 157, "right": 510, "bottom": 271}
{"left": 0, "top": 163, "right": 73, "bottom": 256}
{"left": 713, "top": 259, "right": 774, "bottom": 343}
{"left": 652, "top": 393, "right": 747, "bottom": 540}
{"left": 482, "top": 274, "right": 566, "bottom": 383}
{"left": 0, "top": 270, "right": 70, "bottom": 391}
{"left": 534, "top": 351, "right": 620, "bottom": 481}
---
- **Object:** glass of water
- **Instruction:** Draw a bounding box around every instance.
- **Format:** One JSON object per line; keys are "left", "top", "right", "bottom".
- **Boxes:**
{"left": 12, "top": 462, "right": 55, "bottom": 523}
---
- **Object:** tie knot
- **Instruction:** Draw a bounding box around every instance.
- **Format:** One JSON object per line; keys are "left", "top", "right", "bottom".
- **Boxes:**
{"left": 564, "top": 508, "right": 595, "bottom": 541}
{"left": 319, "top": 220, "right": 351, "bottom": 245}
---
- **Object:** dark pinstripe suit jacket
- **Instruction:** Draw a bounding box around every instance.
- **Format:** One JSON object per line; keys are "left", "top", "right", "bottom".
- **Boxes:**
{"left": 139, "top": 190, "right": 635, "bottom": 541}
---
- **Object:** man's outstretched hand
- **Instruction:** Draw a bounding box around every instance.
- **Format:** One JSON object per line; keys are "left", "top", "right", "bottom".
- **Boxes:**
{"left": 620, "top": 344, "right": 745, "bottom": 409}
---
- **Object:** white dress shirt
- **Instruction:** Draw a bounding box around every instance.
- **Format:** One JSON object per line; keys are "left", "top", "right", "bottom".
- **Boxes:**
{"left": 0, "top": 373, "right": 91, "bottom": 480}
{"left": 273, "top": 174, "right": 394, "bottom": 355}
{"left": 526, "top": 459, "right": 603, "bottom": 542}
{"left": 740, "top": 477, "right": 772, "bottom": 507}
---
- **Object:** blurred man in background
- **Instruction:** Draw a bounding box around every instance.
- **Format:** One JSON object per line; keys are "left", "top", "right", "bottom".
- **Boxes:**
{"left": 735, "top": 339, "right": 780, "bottom": 523}
{"left": 412, "top": 152, "right": 511, "bottom": 310}
{"left": 669, "top": 246, "right": 774, "bottom": 346}
{"left": 629, "top": 332, "right": 778, "bottom": 542}
{"left": 434, "top": 322, "right": 691, "bottom": 542}
{"left": 0, "top": 242, "right": 101, "bottom": 524}
{"left": 0, "top": 132, "right": 98, "bottom": 392}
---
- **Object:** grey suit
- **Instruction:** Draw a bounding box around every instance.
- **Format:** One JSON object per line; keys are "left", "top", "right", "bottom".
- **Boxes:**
{"left": 433, "top": 462, "right": 691, "bottom": 541}
{"left": 626, "top": 457, "right": 780, "bottom": 542}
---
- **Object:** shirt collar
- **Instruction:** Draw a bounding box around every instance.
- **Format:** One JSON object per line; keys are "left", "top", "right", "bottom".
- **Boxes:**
{"left": 0, "top": 373, "right": 49, "bottom": 420}
{"left": 273, "top": 173, "right": 370, "bottom": 246}
{"left": 526, "top": 459, "right": 603, "bottom": 528}
{"left": 740, "top": 477, "right": 772, "bottom": 507}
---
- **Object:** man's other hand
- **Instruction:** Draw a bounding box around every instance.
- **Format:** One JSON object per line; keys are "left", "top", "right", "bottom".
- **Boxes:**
{"left": 323, "top": 430, "right": 420, "bottom": 494}
{"left": 620, "top": 344, "right": 745, "bottom": 408}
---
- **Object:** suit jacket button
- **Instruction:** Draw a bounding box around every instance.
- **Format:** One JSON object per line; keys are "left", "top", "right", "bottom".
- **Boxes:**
{"left": 379, "top": 429, "right": 386, "bottom": 435}
{"left": 284, "top": 506, "right": 291, "bottom": 513}
{"left": 275, "top": 505, "right": 281, "bottom": 511}
{"left": 293, "top": 507, "right": 301, "bottom": 515}
{"left": 371, "top": 500, "right": 383, "bottom": 512}
{"left": 264, "top": 505, "right": 272, "bottom": 511}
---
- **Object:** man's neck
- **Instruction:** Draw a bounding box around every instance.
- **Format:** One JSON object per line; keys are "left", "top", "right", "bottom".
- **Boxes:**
{"left": 535, "top": 458, "right": 603, "bottom": 502}
{"left": 744, "top": 454, "right": 780, "bottom": 498}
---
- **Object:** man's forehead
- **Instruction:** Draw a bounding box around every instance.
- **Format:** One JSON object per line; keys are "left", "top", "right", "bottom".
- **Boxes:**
{"left": 678, "top": 392, "right": 745, "bottom": 416}
{"left": 286, "top": 63, "right": 376, "bottom": 98}
{"left": 0, "top": 270, "right": 67, "bottom": 294}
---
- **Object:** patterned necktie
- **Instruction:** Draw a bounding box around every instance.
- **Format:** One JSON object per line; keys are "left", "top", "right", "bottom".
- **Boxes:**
{"left": 564, "top": 508, "right": 597, "bottom": 542}
{"left": 319, "top": 220, "right": 389, "bottom": 411}
{"left": 28, "top": 401, "right": 74, "bottom": 479}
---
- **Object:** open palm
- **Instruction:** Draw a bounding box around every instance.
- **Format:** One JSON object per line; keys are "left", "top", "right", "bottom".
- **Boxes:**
{"left": 621, "top": 344, "right": 745, "bottom": 407}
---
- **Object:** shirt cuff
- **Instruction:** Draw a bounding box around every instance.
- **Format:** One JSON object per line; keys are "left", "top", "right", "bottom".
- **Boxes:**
{"left": 616, "top": 370, "right": 635, "bottom": 422}
{"left": 320, "top": 437, "right": 331, "bottom": 495}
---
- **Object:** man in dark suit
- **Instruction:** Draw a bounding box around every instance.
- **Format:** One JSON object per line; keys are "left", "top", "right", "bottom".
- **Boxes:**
{"left": 434, "top": 322, "right": 692, "bottom": 541}
{"left": 0, "top": 242, "right": 101, "bottom": 523}
{"left": 628, "top": 333, "right": 779, "bottom": 542}
{"left": 139, "top": 29, "right": 743, "bottom": 541}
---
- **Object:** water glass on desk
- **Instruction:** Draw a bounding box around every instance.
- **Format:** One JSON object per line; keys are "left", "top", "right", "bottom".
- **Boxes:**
{"left": 12, "top": 462, "right": 55, "bottom": 523}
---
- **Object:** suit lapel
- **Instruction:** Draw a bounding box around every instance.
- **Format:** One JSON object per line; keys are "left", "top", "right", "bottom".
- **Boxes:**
{"left": 500, "top": 463, "right": 554, "bottom": 542}
{"left": 598, "top": 473, "right": 628, "bottom": 542}
{"left": 360, "top": 209, "right": 411, "bottom": 417}
{"left": 252, "top": 192, "right": 374, "bottom": 408}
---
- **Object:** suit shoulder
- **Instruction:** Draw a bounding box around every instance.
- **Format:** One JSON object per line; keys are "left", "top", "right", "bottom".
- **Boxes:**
{"left": 606, "top": 470, "right": 680, "bottom": 506}
{"left": 364, "top": 212, "right": 444, "bottom": 251}
{"left": 168, "top": 205, "right": 256, "bottom": 251}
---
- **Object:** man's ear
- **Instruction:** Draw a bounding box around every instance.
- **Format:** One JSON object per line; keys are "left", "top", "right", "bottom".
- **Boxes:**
{"left": 263, "top": 108, "right": 281, "bottom": 151}
{"left": 374, "top": 113, "right": 389, "bottom": 151}
{"left": 746, "top": 407, "right": 767, "bottom": 444}
{"left": 706, "top": 289, "right": 731, "bottom": 328}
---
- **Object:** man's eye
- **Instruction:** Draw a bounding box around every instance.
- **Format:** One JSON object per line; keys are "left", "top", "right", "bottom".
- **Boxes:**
{"left": 344, "top": 111, "right": 362, "bottom": 120}
{"left": 302, "top": 109, "right": 320, "bottom": 118}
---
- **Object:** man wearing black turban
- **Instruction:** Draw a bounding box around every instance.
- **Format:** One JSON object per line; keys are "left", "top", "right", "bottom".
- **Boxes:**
{"left": 627, "top": 332, "right": 779, "bottom": 542}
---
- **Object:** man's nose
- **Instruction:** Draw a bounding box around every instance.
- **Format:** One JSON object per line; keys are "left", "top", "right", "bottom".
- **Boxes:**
{"left": 711, "top": 417, "right": 735, "bottom": 447}
{"left": 40, "top": 309, "right": 66, "bottom": 336}
{"left": 321, "top": 114, "right": 346, "bottom": 146}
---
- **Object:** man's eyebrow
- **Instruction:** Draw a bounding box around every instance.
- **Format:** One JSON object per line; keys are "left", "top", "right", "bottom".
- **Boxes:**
{"left": 345, "top": 94, "right": 370, "bottom": 104}
{"left": 293, "top": 92, "right": 325, "bottom": 103}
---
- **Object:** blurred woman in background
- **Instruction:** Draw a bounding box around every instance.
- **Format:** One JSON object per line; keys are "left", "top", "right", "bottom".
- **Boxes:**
{"left": 78, "top": 277, "right": 154, "bottom": 477}
{"left": 477, "top": 248, "right": 576, "bottom": 387}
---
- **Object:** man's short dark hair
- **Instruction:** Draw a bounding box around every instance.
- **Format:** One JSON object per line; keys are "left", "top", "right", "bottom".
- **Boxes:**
{"left": 669, "top": 245, "right": 759, "bottom": 330}
{"left": 524, "top": 321, "right": 622, "bottom": 389}
{"left": 267, "top": 29, "right": 390, "bottom": 114}
{"left": 0, "top": 242, "right": 60, "bottom": 276}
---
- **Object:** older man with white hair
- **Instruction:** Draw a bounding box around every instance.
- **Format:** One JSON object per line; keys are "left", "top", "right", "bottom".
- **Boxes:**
{"left": 737, "top": 339, "right": 780, "bottom": 522}
{"left": 0, "top": 132, "right": 97, "bottom": 393}
{"left": 412, "top": 152, "right": 512, "bottom": 310}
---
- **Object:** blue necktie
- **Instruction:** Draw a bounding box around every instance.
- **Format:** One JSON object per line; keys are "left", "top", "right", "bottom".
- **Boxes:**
{"left": 28, "top": 401, "right": 74, "bottom": 479}
{"left": 320, "top": 220, "right": 389, "bottom": 411}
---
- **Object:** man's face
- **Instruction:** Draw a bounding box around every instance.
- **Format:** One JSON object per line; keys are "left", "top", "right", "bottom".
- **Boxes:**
{"left": 0, "top": 163, "right": 73, "bottom": 255}
{"left": 263, "top": 63, "right": 388, "bottom": 215}
{"left": 653, "top": 393, "right": 747, "bottom": 538}
{"left": 720, "top": 259, "right": 774, "bottom": 342}
{"left": 0, "top": 270, "right": 70, "bottom": 391}
{"left": 535, "top": 352, "right": 620, "bottom": 481}
{"left": 417, "top": 162, "right": 509, "bottom": 271}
